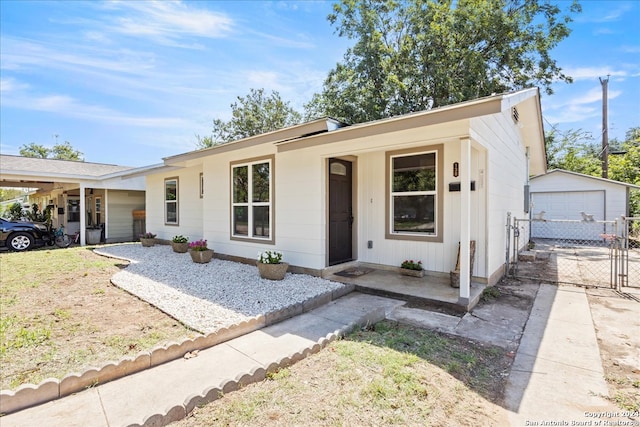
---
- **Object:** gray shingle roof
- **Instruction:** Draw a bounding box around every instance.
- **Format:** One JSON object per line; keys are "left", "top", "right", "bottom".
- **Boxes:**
{"left": 0, "top": 155, "right": 134, "bottom": 178}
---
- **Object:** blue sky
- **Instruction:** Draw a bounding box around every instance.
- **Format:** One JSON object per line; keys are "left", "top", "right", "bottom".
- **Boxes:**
{"left": 1, "top": 1, "right": 638, "bottom": 167}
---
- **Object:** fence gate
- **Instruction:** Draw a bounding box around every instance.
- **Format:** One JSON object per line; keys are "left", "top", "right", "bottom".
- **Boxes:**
{"left": 507, "top": 215, "right": 638, "bottom": 289}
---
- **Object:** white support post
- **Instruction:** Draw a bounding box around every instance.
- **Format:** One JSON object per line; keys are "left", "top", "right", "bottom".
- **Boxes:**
{"left": 104, "top": 189, "right": 108, "bottom": 242}
{"left": 459, "top": 138, "right": 472, "bottom": 304}
{"left": 79, "top": 184, "right": 86, "bottom": 246}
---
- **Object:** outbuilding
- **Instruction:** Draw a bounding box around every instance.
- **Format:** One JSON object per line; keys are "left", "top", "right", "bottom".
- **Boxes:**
{"left": 529, "top": 169, "right": 639, "bottom": 222}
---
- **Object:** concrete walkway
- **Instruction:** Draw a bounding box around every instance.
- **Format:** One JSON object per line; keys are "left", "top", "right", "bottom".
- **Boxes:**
{"left": 1, "top": 293, "right": 404, "bottom": 427}
{"left": 505, "top": 284, "right": 619, "bottom": 425}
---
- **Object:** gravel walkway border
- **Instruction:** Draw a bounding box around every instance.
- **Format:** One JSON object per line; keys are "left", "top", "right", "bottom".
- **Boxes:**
{"left": 94, "top": 244, "right": 346, "bottom": 334}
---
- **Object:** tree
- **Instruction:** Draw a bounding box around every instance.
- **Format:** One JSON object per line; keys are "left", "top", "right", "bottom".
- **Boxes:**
{"left": 544, "top": 128, "right": 600, "bottom": 176}
{"left": 305, "top": 0, "right": 581, "bottom": 123}
{"left": 19, "top": 141, "right": 84, "bottom": 161}
{"left": 545, "top": 126, "right": 640, "bottom": 216}
{"left": 197, "top": 89, "right": 302, "bottom": 148}
{"left": 0, "top": 188, "right": 27, "bottom": 203}
{"left": 609, "top": 127, "right": 640, "bottom": 217}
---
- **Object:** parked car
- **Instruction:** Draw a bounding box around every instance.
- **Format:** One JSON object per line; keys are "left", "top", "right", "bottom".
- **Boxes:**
{"left": 0, "top": 217, "right": 50, "bottom": 251}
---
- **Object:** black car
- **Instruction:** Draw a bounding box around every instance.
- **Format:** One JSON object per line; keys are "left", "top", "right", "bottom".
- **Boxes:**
{"left": 0, "top": 218, "right": 51, "bottom": 251}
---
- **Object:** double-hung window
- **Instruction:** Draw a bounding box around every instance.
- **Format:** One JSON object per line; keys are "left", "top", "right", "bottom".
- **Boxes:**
{"left": 231, "top": 157, "right": 272, "bottom": 241}
{"left": 386, "top": 146, "right": 442, "bottom": 242}
{"left": 165, "top": 177, "right": 178, "bottom": 225}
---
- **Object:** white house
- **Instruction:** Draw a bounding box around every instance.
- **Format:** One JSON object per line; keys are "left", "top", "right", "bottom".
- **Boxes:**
{"left": 141, "top": 88, "right": 545, "bottom": 307}
{"left": 0, "top": 155, "right": 153, "bottom": 245}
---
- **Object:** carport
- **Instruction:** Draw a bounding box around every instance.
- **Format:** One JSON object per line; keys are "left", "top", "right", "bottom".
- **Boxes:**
{"left": 0, "top": 155, "right": 153, "bottom": 245}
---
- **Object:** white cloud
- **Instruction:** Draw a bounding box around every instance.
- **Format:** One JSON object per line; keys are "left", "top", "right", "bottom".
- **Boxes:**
{"left": 543, "top": 85, "right": 622, "bottom": 125}
{"left": 4, "top": 92, "right": 191, "bottom": 128}
{"left": 108, "top": 1, "right": 234, "bottom": 43}
{"left": 564, "top": 67, "right": 628, "bottom": 81}
{"left": 0, "top": 78, "right": 30, "bottom": 92}
{"left": 620, "top": 45, "right": 640, "bottom": 54}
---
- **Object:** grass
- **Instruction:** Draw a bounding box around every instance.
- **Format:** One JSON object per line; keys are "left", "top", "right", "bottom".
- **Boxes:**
{"left": 0, "top": 246, "right": 197, "bottom": 390}
{"left": 175, "top": 321, "right": 511, "bottom": 426}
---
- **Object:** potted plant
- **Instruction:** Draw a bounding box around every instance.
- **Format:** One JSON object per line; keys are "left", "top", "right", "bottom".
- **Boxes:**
{"left": 257, "top": 250, "right": 288, "bottom": 280}
{"left": 171, "top": 235, "right": 189, "bottom": 253}
{"left": 400, "top": 259, "right": 424, "bottom": 277}
{"left": 189, "top": 239, "right": 214, "bottom": 263}
{"left": 86, "top": 226, "right": 102, "bottom": 245}
{"left": 139, "top": 232, "right": 156, "bottom": 247}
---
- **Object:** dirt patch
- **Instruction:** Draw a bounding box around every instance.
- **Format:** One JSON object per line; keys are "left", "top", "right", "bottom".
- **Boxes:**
{"left": 0, "top": 247, "right": 197, "bottom": 390}
{"left": 586, "top": 288, "right": 640, "bottom": 412}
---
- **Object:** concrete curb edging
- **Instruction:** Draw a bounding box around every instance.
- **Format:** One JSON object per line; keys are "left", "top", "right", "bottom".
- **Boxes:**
{"left": 0, "top": 284, "right": 356, "bottom": 415}
{"left": 127, "top": 305, "right": 387, "bottom": 427}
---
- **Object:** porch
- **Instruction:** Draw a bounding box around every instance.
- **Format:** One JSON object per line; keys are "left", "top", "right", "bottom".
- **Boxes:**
{"left": 323, "top": 263, "right": 486, "bottom": 313}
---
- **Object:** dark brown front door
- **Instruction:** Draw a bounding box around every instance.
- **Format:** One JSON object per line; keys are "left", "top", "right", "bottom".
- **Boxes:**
{"left": 329, "top": 159, "right": 353, "bottom": 265}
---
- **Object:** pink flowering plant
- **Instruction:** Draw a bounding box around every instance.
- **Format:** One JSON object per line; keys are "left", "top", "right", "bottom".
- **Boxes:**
{"left": 401, "top": 259, "right": 423, "bottom": 271}
{"left": 189, "top": 239, "right": 209, "bottom": 251}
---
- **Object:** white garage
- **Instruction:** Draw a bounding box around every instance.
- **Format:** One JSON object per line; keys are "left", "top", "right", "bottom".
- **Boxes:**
{"left": 529, "top": 169, "right": 639, "bottom": 241}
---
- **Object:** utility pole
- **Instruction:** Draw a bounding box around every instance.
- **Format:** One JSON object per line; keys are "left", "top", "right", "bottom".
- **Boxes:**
{"left": 599, "top": 75, "right": 609, "bottom": 179}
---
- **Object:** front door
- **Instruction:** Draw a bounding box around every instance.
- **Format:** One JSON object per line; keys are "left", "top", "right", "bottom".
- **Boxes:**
{"left": 329, "top": 159, "right": 353, "bottom": 265}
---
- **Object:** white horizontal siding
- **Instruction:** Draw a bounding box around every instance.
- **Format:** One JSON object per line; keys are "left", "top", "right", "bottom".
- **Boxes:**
{"left": 106, "top": 190, "right": 145, "bottom": 242}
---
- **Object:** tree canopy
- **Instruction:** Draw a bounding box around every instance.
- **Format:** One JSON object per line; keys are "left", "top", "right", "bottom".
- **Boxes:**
{"left": 305, "top": 0, "right": 581, "bottom": 124}
{"left": 545, "top": 126, "right": 640, "bottom": 216}
{"left": 197, "top": 88, "right": 302, "bottom": 148}
{"left": 19, "top": 141, "right": 84, "bottom": 161}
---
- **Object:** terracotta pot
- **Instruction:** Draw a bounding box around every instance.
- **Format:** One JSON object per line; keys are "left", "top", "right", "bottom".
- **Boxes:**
{"left": 400, "top": 268, "right": 424, "bottom": 278}
{"left": 257, "top": 262, "right": 289, "bottom": 280}
{"left": 140, "top": 238, "right": 155, "bottom": 247}
{"left": 190, "top": 249, "right": 214, "bottom": 263}
{"left": 171, "top": 242, "right": 189, "bottom": 253}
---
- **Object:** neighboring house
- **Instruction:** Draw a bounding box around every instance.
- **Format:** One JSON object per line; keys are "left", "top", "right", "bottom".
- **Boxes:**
{"left": 140, "top": 88, "right": 545, "bottom": 306}
{"left": 0, "top": 155, "right": 153, "bottom": 245}
{"left": 528, "top": 169, "right": 640, "bottom": 241}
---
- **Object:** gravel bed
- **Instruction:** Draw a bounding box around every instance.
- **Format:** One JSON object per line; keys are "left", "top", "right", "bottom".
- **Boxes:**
{"left": 94, "top": 244, "right": 346, "bottom": 334}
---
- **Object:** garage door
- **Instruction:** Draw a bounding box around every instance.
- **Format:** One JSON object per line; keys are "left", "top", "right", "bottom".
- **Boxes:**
{"left": 531, "top": 191, "right": 605, "bottom": 240}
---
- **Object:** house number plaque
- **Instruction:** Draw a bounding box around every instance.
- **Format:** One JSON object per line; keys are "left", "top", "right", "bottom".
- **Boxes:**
{"left": 453, "top": 162, "right": 459, "bottom": 177}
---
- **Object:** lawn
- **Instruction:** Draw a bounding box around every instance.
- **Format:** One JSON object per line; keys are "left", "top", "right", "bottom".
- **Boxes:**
{"left": 173, "top": 320, "right": 512, "bottom": 426}
{"left": 0, "top": 246, "right": 197, "bottom": 390}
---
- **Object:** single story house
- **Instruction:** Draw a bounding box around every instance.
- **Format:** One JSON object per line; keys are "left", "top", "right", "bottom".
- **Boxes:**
{"left": 0, "top": 155, "right": 152, "bottom": 245}
{"left": 140, "top": 88, "right": 546, "bottom": 306}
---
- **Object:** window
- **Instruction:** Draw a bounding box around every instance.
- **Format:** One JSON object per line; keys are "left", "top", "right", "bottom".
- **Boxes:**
{"left": 386, "top": 146, "right": 443, "bottom": 242}
{"left": 95, "top": 197, "right": 102, "bottom": 225}
{"left": 231, "top": 157, "right": 273, "bottom": 241}
{"left": 165, "top": 178, "right": 178, "bottom": 225}
{"left": 199, "top": 172, "right": 204, "bottom": 198}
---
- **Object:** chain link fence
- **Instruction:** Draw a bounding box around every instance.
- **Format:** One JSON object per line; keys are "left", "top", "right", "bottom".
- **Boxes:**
{"left": 507, "top": 216, "right": 639, "bottom": 289}
{"left": 620, "top": 217, "right": 640, "bottom": 288}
